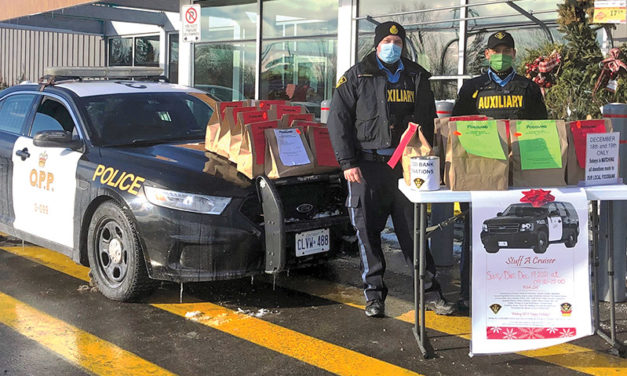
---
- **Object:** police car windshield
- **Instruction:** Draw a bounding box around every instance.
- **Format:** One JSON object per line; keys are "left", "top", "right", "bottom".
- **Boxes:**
{"left": 78, "top": 93, "right": 213, "bottom": 146}
{"left": 502, "top": 204, "right": 548, "bottom": 217}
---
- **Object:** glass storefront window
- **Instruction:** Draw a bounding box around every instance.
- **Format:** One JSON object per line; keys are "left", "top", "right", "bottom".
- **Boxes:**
{"left": 260, "top": 38, "right": 336, "bottom": 117}
{"left": 468, "top": 0, "right": 558, "bottom": 26}
{"left": 465, "top": 27, "right": 563, "bottom": 76}
{"left": 194, "top": 42, "right": 256, "bottom": 101}
{"left": 134, "top": 35, "right": 160, "bottom": 66}
{"left": 169, "top": 33, "right": 179, "bottom": 84}
{"left": 108, "top": 37, "right": 132, "bottom": 66}
{"left": 197, "top": 0, "right": 257, "bottom": 42}
{"left": 262, "top": 0, "right": 337, "bottom": 38}
{"left": 358, "top": 0, "right": 459, "bottom": 30}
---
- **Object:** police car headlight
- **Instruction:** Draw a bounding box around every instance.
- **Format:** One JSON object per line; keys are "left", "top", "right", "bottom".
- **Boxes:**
{"left": 520, "top": 223, "right": 534, "bottom": 231}
{"left": 143, "top": 186, "right": 231, "bottom": 215}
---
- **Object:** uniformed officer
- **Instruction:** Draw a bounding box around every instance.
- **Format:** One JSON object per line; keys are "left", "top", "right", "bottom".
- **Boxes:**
{"left": 327, "top": 21, "right": 455, "bottom": 318}
{"left": 452, "top": 31, "right": 548, "bottom": 314}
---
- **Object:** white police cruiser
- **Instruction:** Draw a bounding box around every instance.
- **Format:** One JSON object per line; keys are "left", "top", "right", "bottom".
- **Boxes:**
{"left": 0, "top": 67, "right": 351, "bottom": 301}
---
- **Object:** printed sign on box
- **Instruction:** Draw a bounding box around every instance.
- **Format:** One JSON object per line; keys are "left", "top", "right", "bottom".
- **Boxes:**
{"left": 585, "top": 132, "right": 619, "bottom": 185}
{"left": 181, "top": 4, "right": 201, "bottom": 42}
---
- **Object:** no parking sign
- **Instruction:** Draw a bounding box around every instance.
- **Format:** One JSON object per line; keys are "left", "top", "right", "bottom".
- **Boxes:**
{"left": 181, "top": 4, "right": 201, "bottom": 42}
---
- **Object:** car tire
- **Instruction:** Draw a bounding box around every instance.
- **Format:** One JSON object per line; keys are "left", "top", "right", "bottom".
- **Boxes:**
{"left": 564, "top": 232, "right": 577, "bottom": 248}
{"left": 485, "top": 246, "right": 499, "bottom": 253}
{"left": 87, "top": 201, "right": 154, "bottom": 301}
{"left": 533, "top": 231, "right": 548, "bottom": 254}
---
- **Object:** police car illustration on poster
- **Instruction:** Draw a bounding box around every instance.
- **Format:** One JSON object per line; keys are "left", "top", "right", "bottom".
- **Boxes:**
{"left": 0, "top": 67, "right": 352, "bottom": 302}
{"left": 480, "top": 200, "right": 579, "bottom": 254}
{"left": 470, "top": 188, "right": 592, "bottom": 355}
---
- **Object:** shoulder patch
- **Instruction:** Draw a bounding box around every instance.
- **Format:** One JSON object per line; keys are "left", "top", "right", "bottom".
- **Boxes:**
{"left": 336, "top": 75, "right": 347, "bottom": 88}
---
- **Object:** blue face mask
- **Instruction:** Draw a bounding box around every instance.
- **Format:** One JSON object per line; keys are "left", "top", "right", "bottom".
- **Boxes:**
{"left": 378, "top": 43, "right": 402, "bottom": 64}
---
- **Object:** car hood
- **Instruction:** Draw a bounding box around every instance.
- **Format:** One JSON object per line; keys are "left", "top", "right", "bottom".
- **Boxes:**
{"left": 483, "top": 215, "right": 541, "bottom": 225}
{"left": 97, "top": 142, "right": 254, "bottom": 197}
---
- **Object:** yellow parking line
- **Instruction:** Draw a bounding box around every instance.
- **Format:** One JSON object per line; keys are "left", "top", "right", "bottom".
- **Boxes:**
{"left": 267, "top": 274, "right": 627, "bottom": 376}
{"left": 1, "top": 246, "right": 421, "bottom": 376}
{"left": 154, "top": 302, "right": 419, "bottom": 376}
{"left": 0, "top": 291, "right": 175, "bottom": 376}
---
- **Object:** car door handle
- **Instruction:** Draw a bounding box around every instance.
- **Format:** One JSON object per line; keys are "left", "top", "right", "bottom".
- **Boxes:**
{"left": 15, "top": 148, "right": 30, "bottom": 161}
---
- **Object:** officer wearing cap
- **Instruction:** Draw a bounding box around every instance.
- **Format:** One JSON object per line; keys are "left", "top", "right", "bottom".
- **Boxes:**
{"left": 327, "top": 21, "right": 455, "bottom": 318}
{"left": 452, "top": 31, "right": 548, "bottom": 314}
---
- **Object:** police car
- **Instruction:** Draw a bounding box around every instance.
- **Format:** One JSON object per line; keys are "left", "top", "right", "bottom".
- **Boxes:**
{"left": 0, "top": 67, "right": 351, "bottom": 301}
{"left": 480, "top": 201, "right": 579, "bottom": 254}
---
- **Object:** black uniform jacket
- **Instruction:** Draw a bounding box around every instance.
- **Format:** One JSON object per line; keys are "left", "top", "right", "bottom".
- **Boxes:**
{"left": 327, "top": 52, "right": 437, "bottom": 170}
{"left": 452, "top": 72, "right": 548, "bottom": 119}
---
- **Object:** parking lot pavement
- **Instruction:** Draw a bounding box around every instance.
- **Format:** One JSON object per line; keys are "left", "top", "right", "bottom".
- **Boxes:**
{"left": 0, "top": 237, "right": 625, "bottom": 376}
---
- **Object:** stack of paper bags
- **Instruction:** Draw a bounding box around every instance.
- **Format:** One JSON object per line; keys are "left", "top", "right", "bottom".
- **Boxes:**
{"left": 229, "top": 110, "right": 270, "bottom": 163}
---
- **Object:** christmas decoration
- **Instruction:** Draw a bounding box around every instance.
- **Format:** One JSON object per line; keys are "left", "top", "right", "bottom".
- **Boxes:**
{"left": 593, "top": 48, "right": 627, "bottom": 94}
{"left": 518, "top": 0, "right": 627, "bottom": 120}
{"left": 520, "top": 189, "right": 555, "bottom": 207}
{"left": 525, "top": 50, "right": 562, "bottom": 92}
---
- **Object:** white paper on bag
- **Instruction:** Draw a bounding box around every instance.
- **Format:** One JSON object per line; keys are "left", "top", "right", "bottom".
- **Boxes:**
{"left": 274, "top": 129, "right": 310, "bottom": 166}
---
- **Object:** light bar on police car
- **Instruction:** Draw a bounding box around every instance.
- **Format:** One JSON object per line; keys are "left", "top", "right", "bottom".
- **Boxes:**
{"left": 44, "top": 66, "right": 164, "bottom": 79}
{"left": 144, "top": 186, "right": 231, "bottom": 215}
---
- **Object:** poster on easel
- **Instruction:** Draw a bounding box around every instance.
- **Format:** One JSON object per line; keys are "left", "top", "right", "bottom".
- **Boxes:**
{"left": 470, "top": 188, "right": 592, "bottom": 355}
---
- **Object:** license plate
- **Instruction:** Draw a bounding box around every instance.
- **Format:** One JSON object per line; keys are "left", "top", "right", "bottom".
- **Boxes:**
{"left": 295, "top": 228, "right": 330, "bottom": 257}
{"left": 498, "top": 241, "right": 508, "bottom": 247}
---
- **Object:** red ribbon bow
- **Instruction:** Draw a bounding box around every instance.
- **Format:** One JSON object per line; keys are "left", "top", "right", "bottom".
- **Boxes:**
{"left": 594, "top": 48, "right": 627, "bottom": 95}
{"left": 520, "top": 189, "right": 555, "bottom": 208}
{"left": 525, "top": 51, "right": 561, "bottom": 91}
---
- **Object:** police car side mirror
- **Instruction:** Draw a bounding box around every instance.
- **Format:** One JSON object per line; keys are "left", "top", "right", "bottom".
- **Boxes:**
{"left": 497, "top": 212, "right": 503, "bottom": 216}
{"left": 33, "top": 130, "right": 83, "bottom": 151}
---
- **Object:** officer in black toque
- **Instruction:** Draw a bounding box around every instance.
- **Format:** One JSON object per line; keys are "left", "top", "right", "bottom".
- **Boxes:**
{"left": 327, "top": 21, "right": 455, "bottom": 318}
{"left": 452, "top": 31, "right": 548, "bottom": 314}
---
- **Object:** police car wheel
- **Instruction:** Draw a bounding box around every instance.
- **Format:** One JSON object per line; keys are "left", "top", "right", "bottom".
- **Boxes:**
{"left": 533, "top": 231, "right": 548, "bottom": 254}
{"left": 87, "top": 201, "right": 153, "bottom": 301}
{"left": 564, "top": 232, "right": 577, "bottom": 248}
{"left": 485, "top": 246, "right": 499, "bottom": 254}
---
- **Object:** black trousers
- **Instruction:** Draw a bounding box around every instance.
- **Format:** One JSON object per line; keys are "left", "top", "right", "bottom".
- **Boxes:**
{"left": 347, "top": 161, "right": 437, "bottom": 302}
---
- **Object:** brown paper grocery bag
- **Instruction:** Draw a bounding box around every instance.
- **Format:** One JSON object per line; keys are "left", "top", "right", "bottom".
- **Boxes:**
{"left": 268, "top": 104, "right": 305, "bottom": 123}
{"left": 291, "top": 120, "right": 325, "bottom": 131}
{"left": 565, "top": 119, "right": 613, "bottom": 185}
{"left": 215, "top": 106, "right": 257, "bottom": 158}
{"left": 237, "top": 120, "right": 280, "bottom": 179}
{"left": 228, "top": 110, "right": 269, "bottom": 163}
{"left": 281, "top": 113, "right": 314, "bottom": 128}
{"left": 264, "top": 128, "right": 315, "bottom": 178}
{"left": 510, "top": 120, "right": 568, "bottom": 187}
{"left": 434, "top": 115, "right": 490, "bottom": 183}
{"left": 400, "top": 124, "right": 433, "bottom": 186}
{"left": 446, "top": 120, "right": 509, "bottom": 191}
{"left": 256, "top": 100, "right": 288, "bottom": 111}
{"left": 306, "top": 126, "right": 340, "bottom": 174}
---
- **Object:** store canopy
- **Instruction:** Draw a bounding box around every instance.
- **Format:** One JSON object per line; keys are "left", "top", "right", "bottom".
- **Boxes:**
{"left": 0, "top": 0, "right": 179, "bottom": 35}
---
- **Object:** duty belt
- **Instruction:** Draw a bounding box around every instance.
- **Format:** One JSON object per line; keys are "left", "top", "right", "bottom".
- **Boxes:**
{"left": 360, "top": 151, "right": 392, "bottom": 163}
